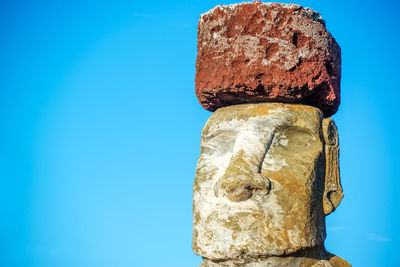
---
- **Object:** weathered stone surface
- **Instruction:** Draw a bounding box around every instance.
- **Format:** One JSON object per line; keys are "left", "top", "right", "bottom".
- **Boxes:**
{"left": 201, "top": 246, "right": 351, "bottom": 266}
{"left": 193, "top": 103, "right": 347, "bottom": 266}
{"left": 195, "top": 2, "right": 341, "bottom": 117}
{"left": 322, "top": 118, "right": 344, "bottom": 215}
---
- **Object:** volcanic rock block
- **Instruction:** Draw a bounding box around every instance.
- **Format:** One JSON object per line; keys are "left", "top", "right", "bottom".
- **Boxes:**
{"left": 193, "top": 103, "right": 349, "bottom": 266}
{"left": 195, "top": 2, "right": 341, "bottom": 117}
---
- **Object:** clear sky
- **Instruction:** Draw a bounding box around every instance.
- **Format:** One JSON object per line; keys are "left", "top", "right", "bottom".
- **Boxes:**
{"left": 0, "top": 0, "right": 399, "bottom": 266}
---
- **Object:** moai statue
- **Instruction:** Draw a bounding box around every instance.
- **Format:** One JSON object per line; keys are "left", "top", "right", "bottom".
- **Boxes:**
{"left": 192, "top": 2, "right": 350, "bottom": 267}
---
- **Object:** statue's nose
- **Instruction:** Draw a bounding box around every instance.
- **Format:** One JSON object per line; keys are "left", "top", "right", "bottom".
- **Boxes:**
{"left": 214, "top": 149, "right": 271, "bottom": 202}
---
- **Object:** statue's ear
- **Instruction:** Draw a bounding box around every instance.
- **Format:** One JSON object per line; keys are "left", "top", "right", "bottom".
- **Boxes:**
{"left": 322, "top": 118, "right": 344, "bottom": 215}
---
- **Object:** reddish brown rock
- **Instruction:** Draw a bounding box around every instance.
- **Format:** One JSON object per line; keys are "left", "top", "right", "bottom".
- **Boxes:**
{"left": 195, "top": 2, "right": 341, "bottom": 117}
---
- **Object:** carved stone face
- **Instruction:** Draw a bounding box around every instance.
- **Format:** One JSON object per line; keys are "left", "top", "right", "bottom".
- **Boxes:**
{"left": 193, "top": 103, "right": 342, "bottom": 260}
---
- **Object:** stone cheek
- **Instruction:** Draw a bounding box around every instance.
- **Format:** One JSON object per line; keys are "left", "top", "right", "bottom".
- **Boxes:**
{"left": 192, "top": 103, "right": 327, "bottom": 260}
{"left": 195, "top": 2, "right": 341, "bottom": 117}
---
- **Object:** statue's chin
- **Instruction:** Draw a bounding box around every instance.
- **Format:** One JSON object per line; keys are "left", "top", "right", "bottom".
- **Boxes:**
{"left": 200, "top": 245, "right": 351, "bottom": 267}
{"left": 193, "top": 212, "right": 322, "bottom": 260}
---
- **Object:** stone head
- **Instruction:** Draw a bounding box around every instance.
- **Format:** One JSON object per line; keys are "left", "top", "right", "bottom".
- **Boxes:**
{"left": 193, "top": 103, "right": 343, "bottom": 260}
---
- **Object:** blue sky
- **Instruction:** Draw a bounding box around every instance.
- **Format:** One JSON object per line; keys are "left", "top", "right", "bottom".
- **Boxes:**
{"left": 0, "top": 0, "right": 399, "bottom": 266}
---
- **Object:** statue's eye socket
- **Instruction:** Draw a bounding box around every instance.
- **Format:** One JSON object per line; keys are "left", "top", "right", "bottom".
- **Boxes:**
{"left": 261, "top": 128, "right": 321, "bottom": 173}
{"left": 203, "top": 130, "right": 234, "bottom": 142}
{"left": 201, "top": 130, "right": 236, "bottom": 154}
{"left": 275, "top": 128, "right": 320, "bottom": 153}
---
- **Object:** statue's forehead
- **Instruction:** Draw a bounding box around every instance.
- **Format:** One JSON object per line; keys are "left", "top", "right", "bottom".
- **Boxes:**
{"left": 203, "top": 103, "right": 323, "bottom": 136}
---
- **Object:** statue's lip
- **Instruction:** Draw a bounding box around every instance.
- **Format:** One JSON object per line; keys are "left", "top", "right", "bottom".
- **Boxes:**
{"left": 202, "top": 197, "right": 262, "bottom": 214}
{"left": 196, "top": 185, "right": 276, "bottom": 213}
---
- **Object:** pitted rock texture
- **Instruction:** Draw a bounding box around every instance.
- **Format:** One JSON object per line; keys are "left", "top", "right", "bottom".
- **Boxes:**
{"left": 201, "top": 245, "right": 351, "bottom": 266}
{"left": 193, "top": 103, "right": 345, "bottom": 262}
{"left": 195, "top": 2, "right": 341, "bottom": 117}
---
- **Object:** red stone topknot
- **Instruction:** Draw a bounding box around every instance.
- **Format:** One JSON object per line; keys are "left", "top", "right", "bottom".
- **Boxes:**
{"left": 195, "top": 2, "right": 341, "bottom": 117}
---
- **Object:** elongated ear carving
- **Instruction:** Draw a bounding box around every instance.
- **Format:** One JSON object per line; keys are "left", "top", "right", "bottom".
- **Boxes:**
{"left": 322, "top": 118, "right": 344, "bottom": 215}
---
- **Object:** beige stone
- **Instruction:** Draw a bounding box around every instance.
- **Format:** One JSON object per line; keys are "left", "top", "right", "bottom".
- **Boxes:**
{"left": 193, "top": 103, "right": 349, "bottom": 266}
{"left": 201, "top": 246, "right": 350, "bottom": 266}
